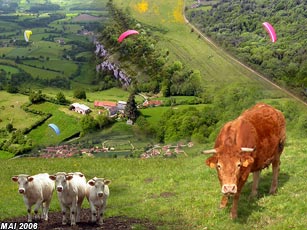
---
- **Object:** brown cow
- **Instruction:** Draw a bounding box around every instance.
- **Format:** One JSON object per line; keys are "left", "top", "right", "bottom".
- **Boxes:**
{"left": 204, "top": 103, "right": 286, "bottom": 219}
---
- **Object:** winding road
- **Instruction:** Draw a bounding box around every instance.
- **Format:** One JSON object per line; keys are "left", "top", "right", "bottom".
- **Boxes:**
{"left": 183, "top": 9, "right": 307, "bottom": 107}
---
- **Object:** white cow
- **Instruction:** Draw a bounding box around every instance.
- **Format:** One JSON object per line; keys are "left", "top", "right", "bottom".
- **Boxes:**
{"left": 49, "top": 172, "right": 86, "bottom": 226}
{"left": 11, "top": 173, "right": 54, "bottom": 222}
{"left": 86, "top": 177, "right": 111, "bottom": 225}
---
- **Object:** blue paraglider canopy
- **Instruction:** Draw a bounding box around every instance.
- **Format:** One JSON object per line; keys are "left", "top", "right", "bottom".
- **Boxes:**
{"left": 48, "top": 123, "right": 60, "bottom": 135}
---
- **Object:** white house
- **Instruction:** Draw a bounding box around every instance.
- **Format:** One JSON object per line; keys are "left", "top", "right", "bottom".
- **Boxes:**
{"left": 70, "top": 103, "right": 91, "bottom": 115}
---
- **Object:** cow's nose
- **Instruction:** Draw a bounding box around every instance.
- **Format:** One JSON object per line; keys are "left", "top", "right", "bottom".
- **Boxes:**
{"left": 57, "top": 186, "right": 63, "bottom": 192}
{"left": 222, "top": 184, "right": 237, "bottom": 194}
{"left": 18, "top": 189, "right": 25, "bottom": 194}
{"left": 98, "top": 192, "right": 103, "bottom": 198}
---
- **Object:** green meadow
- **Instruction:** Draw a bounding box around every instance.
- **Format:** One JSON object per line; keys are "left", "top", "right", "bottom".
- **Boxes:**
{"left": 0, "top": 92, "right": 40, "bottom": 130}
{"left": 1, "top": 0, "right": 307, "bottom": 229}
{"left": 1, "top": 136, "right": 307, "bottom": 229}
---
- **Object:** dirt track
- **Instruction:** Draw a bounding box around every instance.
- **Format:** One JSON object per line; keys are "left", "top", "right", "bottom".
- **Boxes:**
{"left": 3, "top": 209, "right": 157, "bottom": 230}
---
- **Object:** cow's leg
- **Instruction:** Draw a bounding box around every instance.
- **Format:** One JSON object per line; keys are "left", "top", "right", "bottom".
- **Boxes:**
{"left": 90, "top": 202, "right": 97, "bottom": 223}
{"left": 76, "top": 202, "right": 82, "bottom": 223}
{"left": 251, "top": 170, "right": 261, "bottom": 197}
{"left": 230, "top": 180, "right": 246, "bottom": 219}
{"left": 33, "top": 200, "right": 42, "bottom": 221}
{"left": 270, "top": 157, "right": 281, "bottom": 194}
{"left": 43, "top": 199, "right": 51, "bottom": 221}
{"left": 61, "top": 205, "right": 67, "bottom": 225}
{"left": 26, "top": 206, "right": 32, "bottom": 222}
{"left": 98, "top": 200, "right": 107, "bottom": 225}
{"left": 219, "top": 195, "right": 228, "bottom": 208}
{"left": 230, "top": 193, "right": 240, "bottom": 219}
{"left": 41, "top": 203, "right": 45, "bottom": 220}
{"left": 97, "top": 208, "right": 104, "bottom": 225}
{"left": 70, "top": 204, "right": 77, "bottom": 226}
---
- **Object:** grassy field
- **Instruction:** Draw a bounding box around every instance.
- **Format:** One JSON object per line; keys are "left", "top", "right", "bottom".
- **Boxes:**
{"left": 0, "top": 92, "right": 41, "bottom": 130}
{"left": 2, "top": 0, "right": 307, "bottom": 228}
{"left": 1, "top": 136, "right": 307, "bottom": 229}
{"left": 27, "top": 102, "right": 82, "bottom": 146}
{"left": 113, "top": 0, "right": 287, "bottom": 95}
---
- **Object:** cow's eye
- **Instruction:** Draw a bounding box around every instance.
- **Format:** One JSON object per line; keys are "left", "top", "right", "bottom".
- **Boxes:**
{"left": 237, "top": 163, "right": 241, "bottom": 168}
{"left": 217, "top": 164, "right": 221, "bottom": 170}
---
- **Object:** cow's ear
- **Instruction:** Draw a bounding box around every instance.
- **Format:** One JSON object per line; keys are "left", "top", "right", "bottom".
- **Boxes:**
{"left": 66, "top": 175, "right": 73, "bottom": 180}
{"left": 27, "top": 176, "right": 34, "bottom": 182}
{"left": 104, "top": 179, "right": 111, "bottom": 185}
{"left": 11, "top": 176, "right": 18, "bottom": 182}
{"left": 206, "top": 156, "right": 217, "bottom": 169}
{"left": 241, "top": 154, "right": 254, "bottom": 167}
{"left": 88, "top": 180, "right": 95, "bottom": 186}
{"left": 49, "top": 175, "right": 56, "bottom": 181}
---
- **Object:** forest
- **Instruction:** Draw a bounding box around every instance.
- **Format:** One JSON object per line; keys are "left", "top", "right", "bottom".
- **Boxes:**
{"left": 186, "top": 0, "right": 307, "bottom": 97}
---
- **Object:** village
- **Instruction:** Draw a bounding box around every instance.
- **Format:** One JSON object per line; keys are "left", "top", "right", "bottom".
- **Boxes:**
{"left": 36, "top": 141, "right": 194, "bottom": 159}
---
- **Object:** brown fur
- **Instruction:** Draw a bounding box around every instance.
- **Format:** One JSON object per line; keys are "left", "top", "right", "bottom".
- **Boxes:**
{"left": 205, "top": 103, "right": 286, "bottom": 219}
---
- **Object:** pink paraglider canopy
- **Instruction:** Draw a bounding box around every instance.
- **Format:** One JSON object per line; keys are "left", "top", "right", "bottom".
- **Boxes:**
{"left": 262, "top": 22, "right": 277, "bottom": 43}
{"left": 118, "top": 30, "right": 139, "bottom": 43}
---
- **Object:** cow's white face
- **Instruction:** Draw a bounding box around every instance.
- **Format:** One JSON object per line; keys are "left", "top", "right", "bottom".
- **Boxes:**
{"left": 49, "top": 173, "right": 73, "bottom": 192}
{"left": 206, "top": 147, "right": 254, "bottom": 195}
{"left": 12, "top": 175, "right": 34, "bottom": 194}
{"left": 89, "top": 178, "right": 111, "bottom": 198}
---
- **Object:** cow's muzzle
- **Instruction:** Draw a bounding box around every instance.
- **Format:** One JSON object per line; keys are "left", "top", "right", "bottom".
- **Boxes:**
{"left": 57, "top": 186, "right": 63, "bottom": 192}
{"left": 18, "top": 189, "right": 25, "bottom": 194}
{"left": 97, "top": 192, "right": 104, "bottom": 198}
{"left": 222, "top": 184, "right": 237, "bottom": 195}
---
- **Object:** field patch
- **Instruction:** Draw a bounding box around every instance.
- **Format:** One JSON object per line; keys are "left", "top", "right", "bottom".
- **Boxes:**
{"left": 72, "top": 14, "right": 103, "bottom": 22}
{"left": 0, "top": 92, "right": 41, "bottom": 130}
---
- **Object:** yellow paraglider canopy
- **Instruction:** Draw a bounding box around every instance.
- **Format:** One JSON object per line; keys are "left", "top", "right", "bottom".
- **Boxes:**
{"left": 24, "top": 30, "right": 32, "bottom": 42}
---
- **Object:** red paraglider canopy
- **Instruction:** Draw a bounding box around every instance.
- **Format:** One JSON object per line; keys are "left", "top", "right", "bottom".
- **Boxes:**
{"left": 262, "top": 22, "right": 277, "bottom": 43}
{"left": 118, "top": 30, "right": 139, "bottom": 43}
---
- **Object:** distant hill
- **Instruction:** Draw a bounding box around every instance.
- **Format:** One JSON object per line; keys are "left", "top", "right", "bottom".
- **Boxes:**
{"left": 186, "top": 0, "right": 307, "bottom": 101}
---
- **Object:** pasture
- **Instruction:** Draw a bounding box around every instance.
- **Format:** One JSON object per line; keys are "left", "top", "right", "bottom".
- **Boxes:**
{"left": 2, "top": 0, "right": 307, "bottom": 228}
{"left": 0, "top": 92, "right": 40, "bottom": 130}
{"left": 1, "top": 136, "right": 307, "bottom": 229}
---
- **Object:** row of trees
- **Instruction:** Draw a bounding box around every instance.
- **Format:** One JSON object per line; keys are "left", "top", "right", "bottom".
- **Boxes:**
{"left": 99, "top": 1, "right": 203, "bottom": 97}
{"left": 140, "top": 82, "right": 265, "bottom": 144}
{"left": 186, "top": 0, "right": 307, "bottom": 98}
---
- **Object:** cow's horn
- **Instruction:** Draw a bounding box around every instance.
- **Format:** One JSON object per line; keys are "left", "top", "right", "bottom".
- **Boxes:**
{"left": 241, "top": 147, "right": 254, "bottom": 152}
{"left": 202, "top": 149, "right": 217, "bottom": 154}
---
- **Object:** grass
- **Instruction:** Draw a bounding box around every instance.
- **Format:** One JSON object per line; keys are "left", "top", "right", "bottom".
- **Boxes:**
{"left": 1, "top": 0, "right": 307, "bottom": 228}
{"left": 0, "top": 92, "right": 41, "bottom": 130}
{"left": 114, "top": 0, "right": 285, "bottom": 96}
{"left": 27, "top": 102, "right": 81, "bottom": 146}
{"left": 1, "top": 136, "right": 307, "bottom": 229}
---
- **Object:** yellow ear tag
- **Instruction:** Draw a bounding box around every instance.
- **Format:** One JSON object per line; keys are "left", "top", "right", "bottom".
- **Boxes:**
{"left": 210, "top": 162, "right": 216, "bottom": 168}
{"left": 242, "top": 160, "right": 249, "bottom": 167}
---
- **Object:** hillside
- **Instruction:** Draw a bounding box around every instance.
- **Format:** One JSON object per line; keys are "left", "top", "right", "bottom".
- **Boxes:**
{"left": 2, "top": 0, "right": 307, "bottom": 156}
{"left": 186, "top": 0, "right": 307, "bottom": 100}
{"left": 2, "top": 0, "right": 307, "bottom": 229}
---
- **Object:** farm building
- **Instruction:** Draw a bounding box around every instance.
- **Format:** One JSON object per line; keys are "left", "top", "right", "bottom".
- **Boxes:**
{"left": 117, "top": 101, "right": 127, "bottom": 110}
{"left": 69, "top": 103, "right": 91, "bottom": 115}
{"left": 143, "top": 100, "right": 162, "bottom": 107}
{"left": 94, "top": 101, "right": 117, "bottom": 109}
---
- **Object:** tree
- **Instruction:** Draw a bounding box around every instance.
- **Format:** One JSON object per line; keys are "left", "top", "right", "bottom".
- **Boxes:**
{"left": 6, "top": 123, "right": 14, "bottom": 133}
{"left": 56, "top": 92, "right": 68, "bottom": 105}
{"left": 29, "top": 90, "right": 45, "bottom": 104}
{"left": 73, "top": 89, "right": 86, "bottom": 99}
{"left": 96, "top": 114, "right": 112, "bottom": 129}
{"left": 124, "top": 92, "right": 138, "bottom": 122}
{"left": 80, "top": 115, "right": 97, "bottom": 135}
